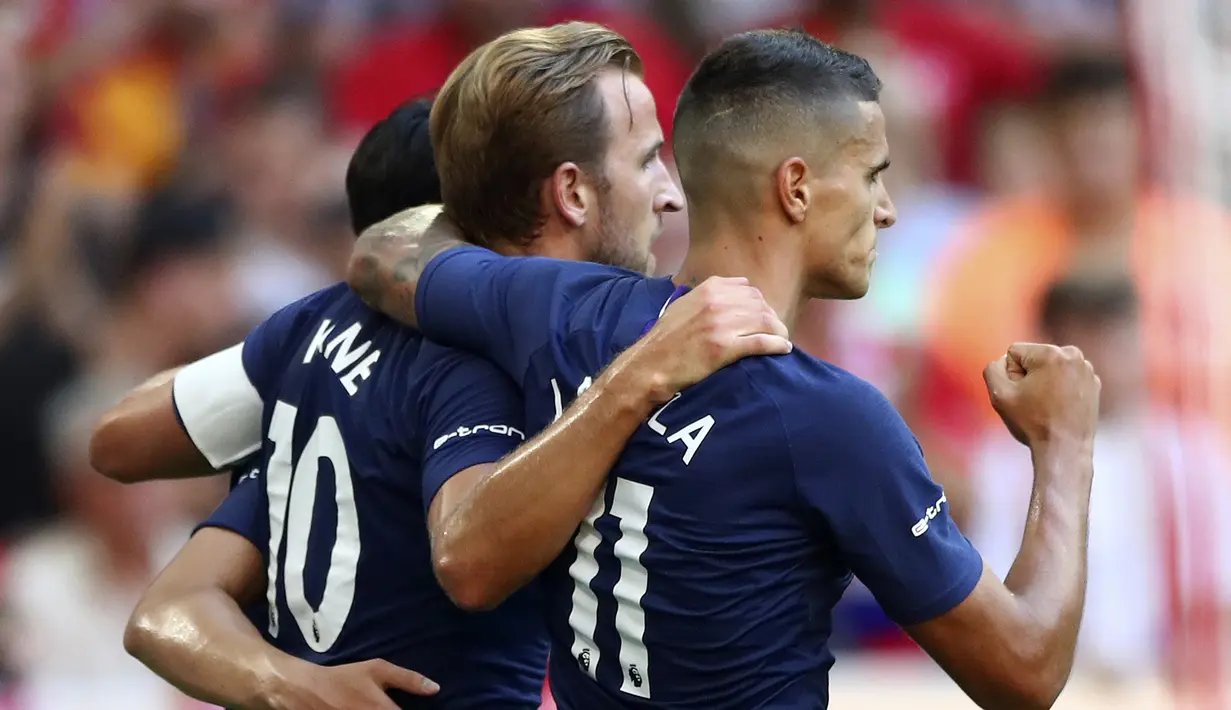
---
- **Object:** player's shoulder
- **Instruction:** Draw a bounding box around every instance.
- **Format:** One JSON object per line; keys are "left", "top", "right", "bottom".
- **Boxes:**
{"left": 734, "top": 350, "right": 907, "bottom": 442}
{"left": 261, "top": 282, "right": 360, "bottom": 338}
{"left": 736, "top": 349, "right": 891, "bottom": 409}
{"left": 284, "top": 281, "right": 354, "bottom": 311}
{"left": 413, "top": 339, "right": 519, "bottom": 391}
{"left": 434, "top": 246, "right": 651, "bottom": 308}
{"left": 251, "top": 282, "right": 432, "bottom": 398}
{"left": 299, "top": 282, "right": 380, "bottom": 323}
{"left": 281, "top": 282, "right": 430, "bottom": 355}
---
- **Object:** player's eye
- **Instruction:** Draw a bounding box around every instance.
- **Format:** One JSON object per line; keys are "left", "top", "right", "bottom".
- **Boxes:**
{"left": 643, "top": 143, "right": 663, "bottom": 168}
{"left": 868, "top": 159, "right": 891, "bottom": 183}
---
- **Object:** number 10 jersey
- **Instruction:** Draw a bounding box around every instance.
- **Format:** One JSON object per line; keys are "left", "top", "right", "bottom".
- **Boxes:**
{"left": 183, "top": 283, "right": 549, "bottom": 709}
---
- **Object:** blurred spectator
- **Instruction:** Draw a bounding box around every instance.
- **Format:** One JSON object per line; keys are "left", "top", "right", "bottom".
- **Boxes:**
{"left": 1, "top": 379, "right": 217, "bottom": 710}
{"left": 0, "top": 183, "right": 238, "bottom": 709}
{"left": 0, "top": 307, "right": 78, "bottom": 538}
{"left": 27, "top": 2, "right": 185, "bottom": 194}
{"left": 968, "top": 272, "right": 1231, "bottom": 687}
{"left": 0, "top": 5, "right": 33, "bottom": 255}
{"left": 686, "top": 0, "right": 1044, "bottom": 185}
{"left": 921, "top": 52, "right": 1231, "bottom": 450}
{"left": 328, "top": 0, "right": 693, "bottom": 144}
{"left": 88, "top": 179, "right": 244, "bottom": 365}
{"left": 222, "top": 81, "right": 345, "bottom": 321}
{"left": 1002, "top": 0, "right": 1124, "bottom": 51}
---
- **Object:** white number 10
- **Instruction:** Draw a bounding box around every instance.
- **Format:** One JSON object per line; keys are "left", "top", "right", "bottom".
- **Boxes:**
{"left": 567, "top": 477, "right": 656, "bottom": 698}
{"left": 265, "top": 401, "right": 361, "bottom": 652}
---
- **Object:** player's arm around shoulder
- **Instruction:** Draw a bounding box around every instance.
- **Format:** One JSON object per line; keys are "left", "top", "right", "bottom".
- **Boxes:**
{"left": 93, "top": 286, "right": 324, "bottom": 484}
{"left": 89, "top": 366, "right": 206, "bottom": 482}
{"left": 129, "top": 476, "right": 439, "bottom": 710}
{"left": 346, "top": 204, "right": 457, "bottom": 327}
{"left": 125, "top": 524, "right": 275, "bottom": 708}
{"left": 412, "top": 345, "right": 532, "bottom": 611}
{"left": 424, "top": 278, "right": 791, "bottom": 611}
{"left": 125, "top": 468, "right": 286, "bottom": 708}
{"left": 90, "top": 342, "right": 263, "bottom": 483}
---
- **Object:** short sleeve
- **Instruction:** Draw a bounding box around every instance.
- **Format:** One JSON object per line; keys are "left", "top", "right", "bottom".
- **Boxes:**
{"left": 173, "top": 344, "right": 263, "bottom": 469}
{"left": 239, "top": 297, "right": 308, "bottom": 395}
{"left": 790, "top": 379, "right": 984, "bottom": 627}
{"left": 173, "top": 294, "right": 323, "bottom": 469}
{"left": 414, "top": 246, "right": 630, "bottom": 380}
{"left": 415, "top": 345, "right": 527, "bottom": 513}
{"left": 195, "top": 462, "right": 268, "bottom": 549}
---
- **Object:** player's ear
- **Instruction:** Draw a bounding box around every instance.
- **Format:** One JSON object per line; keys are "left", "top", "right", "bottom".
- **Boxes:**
{"left": 546, "top": 161, "right": 589, "bottom": 229}
{"left": 775, "top": 157, "right": 811, "bottom": 224}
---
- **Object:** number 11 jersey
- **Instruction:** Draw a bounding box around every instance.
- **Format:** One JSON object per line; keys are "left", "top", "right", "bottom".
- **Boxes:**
{"left": 414, "top": 249, "right": 985, "bottom": 709}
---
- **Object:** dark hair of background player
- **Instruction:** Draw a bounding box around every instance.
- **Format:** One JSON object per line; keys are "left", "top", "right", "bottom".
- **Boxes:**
{"left": 345, "top": 97, "right": 442, "bottom": 236}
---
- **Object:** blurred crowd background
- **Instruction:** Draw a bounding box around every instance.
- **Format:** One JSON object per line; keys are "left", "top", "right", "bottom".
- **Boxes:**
{"left": 0, "top": 0, "right": 1227, "bottom": 708}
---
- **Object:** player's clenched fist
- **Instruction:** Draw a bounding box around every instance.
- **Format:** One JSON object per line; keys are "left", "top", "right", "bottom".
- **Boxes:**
{"left": 264, "top": 658, "right": 439, "bottom": 710}
{"left": 639, "top": 276, "right": 791, "bottom": 402}
{"left": 982, "top": 342, "right": 1101, "bottom": 447}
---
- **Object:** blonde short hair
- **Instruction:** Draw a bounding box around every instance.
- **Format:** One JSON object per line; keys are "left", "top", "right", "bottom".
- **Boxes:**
{"left": 431, "top": 22, "right": 642, "bottom": 246}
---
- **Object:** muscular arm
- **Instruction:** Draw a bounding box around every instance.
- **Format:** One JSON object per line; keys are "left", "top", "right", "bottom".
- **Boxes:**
{"left": 428, "top": 353, "right": 663, "bottom": 611}
{"left": 125, "top": 528, "right": 292, "bottom": 710}
{"left": 426, "top": 278, "right": 788, "bottom": 610}
{"left": 907, "top": 439, "right": 1094, "bottom": 710}
{"left": 90, "top": 368, "right": 216, "bottom": 483}
{"left": 93, "top": 343, "right": 265, "bottom": 483}
{"left": 347, "top": 204, "right": 459, "bottom": 327}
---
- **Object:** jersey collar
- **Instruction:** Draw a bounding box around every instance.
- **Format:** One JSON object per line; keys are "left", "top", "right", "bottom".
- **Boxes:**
{"left": 640, "top": 282, "right": 692, "bottom": 336}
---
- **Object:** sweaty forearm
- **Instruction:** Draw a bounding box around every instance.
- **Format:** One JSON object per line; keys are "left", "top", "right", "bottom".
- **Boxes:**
{"left": 436, "top": 351, "right": 668, "bottom": 609}
{"left": 126, "top": 590, "right": 292, "bottom": 710}
{"left": 347, "top": 204, "right": 459, "bottom": 327}
{"left": 1002, "top": 440, "right": 1094, "bottom": 687}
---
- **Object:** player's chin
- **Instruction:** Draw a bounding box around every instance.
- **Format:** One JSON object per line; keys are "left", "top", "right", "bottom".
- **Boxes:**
{"left": 624, "top": 243, "right": 656, "bottom": 275}
{"left": 836, "top": 269, "right": 872, "bottom": 300}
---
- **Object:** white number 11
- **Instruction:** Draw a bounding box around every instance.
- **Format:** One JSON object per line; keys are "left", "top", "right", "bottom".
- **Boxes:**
{"left": 566, "top": 477, "right": 656, "bottom": 699}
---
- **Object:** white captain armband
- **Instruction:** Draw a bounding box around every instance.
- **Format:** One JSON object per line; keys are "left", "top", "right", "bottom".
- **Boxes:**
{"left": 172, "top": 343, "right": 264, "bottom": 469}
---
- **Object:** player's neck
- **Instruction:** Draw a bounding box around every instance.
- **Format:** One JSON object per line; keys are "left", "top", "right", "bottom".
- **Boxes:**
{"left": 496, "top": 223, "right": 585, "bottom": 261}
{"left": 675, "top": 220, "right": 808, "bottom": 335}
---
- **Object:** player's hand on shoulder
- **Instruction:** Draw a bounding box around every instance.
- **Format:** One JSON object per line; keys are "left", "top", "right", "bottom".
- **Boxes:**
{"left": 982, "top": 342, "right": 1100, "bottom": 447}
{"left": 640, "top": 276, "right": 791, "bottom": 399}
{"left": 264, "top": 657, "right": 439, "bottom": 710}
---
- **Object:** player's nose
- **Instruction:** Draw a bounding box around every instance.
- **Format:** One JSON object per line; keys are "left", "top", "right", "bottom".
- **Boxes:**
{"left": 657, "top": 173, "right": 684, "bottom": 214}
{"left": 875, "top": 193, "right": 897, "bottom": 229}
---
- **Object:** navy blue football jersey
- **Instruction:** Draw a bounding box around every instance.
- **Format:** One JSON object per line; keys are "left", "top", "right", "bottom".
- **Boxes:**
{"left": 414, "top": 247, "right": 984, "bottom": 709}
{"left": 190, "top": 283, "right": 548, "bottom": 709}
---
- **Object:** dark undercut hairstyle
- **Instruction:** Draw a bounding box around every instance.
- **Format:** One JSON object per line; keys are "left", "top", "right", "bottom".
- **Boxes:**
{"left": 673, "top": 29, "right": 882, "bottom": 208}
{"left": 345, "top": 97, "right": 442, "bottom": 236}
